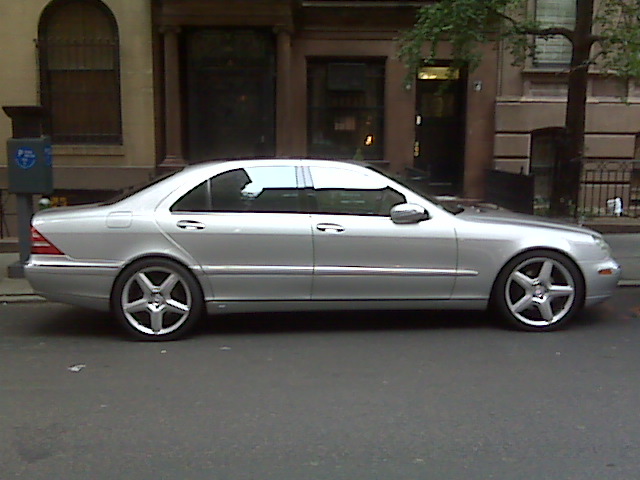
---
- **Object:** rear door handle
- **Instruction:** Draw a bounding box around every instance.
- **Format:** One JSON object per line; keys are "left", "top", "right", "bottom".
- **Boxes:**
{"left": 177, "top": 220, "right": 205, "bottom": 231}
{"left": 316, "top": 223, "right": 345, "bottom": 233}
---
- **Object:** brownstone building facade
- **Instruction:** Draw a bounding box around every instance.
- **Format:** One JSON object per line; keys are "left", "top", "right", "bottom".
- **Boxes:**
{"left": 151, "top": 0, "right": 497, "bottom": 198}
{"left": 1, "top": 0, "right": 639, "bottom": 235}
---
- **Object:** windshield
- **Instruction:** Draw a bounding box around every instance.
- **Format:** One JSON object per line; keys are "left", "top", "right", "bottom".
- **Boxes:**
{"left": 367, "top": 165, "right": 464, "bottom": 214}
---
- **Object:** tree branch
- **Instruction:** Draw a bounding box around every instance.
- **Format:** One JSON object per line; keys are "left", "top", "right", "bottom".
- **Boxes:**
{"left": 524, "top": 26, "right": 574, "bottom": 41}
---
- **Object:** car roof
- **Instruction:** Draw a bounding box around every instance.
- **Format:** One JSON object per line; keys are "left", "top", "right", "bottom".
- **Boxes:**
{"left": 180, "top": 158, "right": 371, "bottom": 173}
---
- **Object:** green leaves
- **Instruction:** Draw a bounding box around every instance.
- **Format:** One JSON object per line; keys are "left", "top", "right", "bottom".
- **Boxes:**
{"left": 595, "top": 0, "right": 640, "bottom": 78}
{"left": 398, "top": 0, "right": 529, "bottom": 75}
{"left": 400, "top": 0, "right": 640, "bottom": 79}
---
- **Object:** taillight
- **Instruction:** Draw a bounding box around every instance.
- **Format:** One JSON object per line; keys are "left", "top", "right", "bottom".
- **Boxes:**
{"left": 31, "top": 227, "right": 65, "bottom": 255}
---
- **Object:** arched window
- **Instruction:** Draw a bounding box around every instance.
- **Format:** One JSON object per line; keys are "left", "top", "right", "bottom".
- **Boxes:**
{"left": 38, "top": 0, "right": 122, "bottom": 144}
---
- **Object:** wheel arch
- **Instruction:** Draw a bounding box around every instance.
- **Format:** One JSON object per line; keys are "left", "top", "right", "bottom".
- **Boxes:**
{"left": 110, "top": 253, "right": 205, "bottom": 304}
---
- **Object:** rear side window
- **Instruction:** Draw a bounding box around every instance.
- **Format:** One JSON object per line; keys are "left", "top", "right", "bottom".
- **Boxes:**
{"left": 171, "top": 166, "right": 302, "bottom": 213}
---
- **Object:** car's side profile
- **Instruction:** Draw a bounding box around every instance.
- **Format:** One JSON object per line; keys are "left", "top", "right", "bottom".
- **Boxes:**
{"left": 25, "top": 159, "right": 621, "bottom": 340}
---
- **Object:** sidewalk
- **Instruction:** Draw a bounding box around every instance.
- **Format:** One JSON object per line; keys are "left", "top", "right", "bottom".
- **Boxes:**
{"left": 0, "top": 253, "right": 45, "bottom": 303}
{"left": 1, "top": 223, "right": 638, "bottom": 303}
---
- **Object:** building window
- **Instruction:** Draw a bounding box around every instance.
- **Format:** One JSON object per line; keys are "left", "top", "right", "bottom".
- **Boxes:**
{"left": 307, "top": 60, "right": 385, "bottom": 161}
{"left": 534, "top": 0, "right": 575, "bottom": 68}
{"left": 38, "top": 0, "right": 122, "bottom": 144}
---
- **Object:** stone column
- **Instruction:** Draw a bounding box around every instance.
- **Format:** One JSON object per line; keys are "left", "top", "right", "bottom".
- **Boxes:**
{"left": 159, "top": 26, "right": 186, "bottom": 167}
{"left": 275, "top": 27, "right": 292, "bottom": 157}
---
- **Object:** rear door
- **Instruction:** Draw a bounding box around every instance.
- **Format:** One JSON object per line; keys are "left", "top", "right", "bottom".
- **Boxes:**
{"left": 157, "top": 165, "right": 313, "bottom": 301}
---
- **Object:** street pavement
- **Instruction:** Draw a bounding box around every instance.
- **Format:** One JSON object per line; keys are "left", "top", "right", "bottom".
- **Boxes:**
{"left": 1, "top": 230, "right": 638, "bottom": 304}
{"left": 2, "top": 290, "right": 640, "bottom": 479}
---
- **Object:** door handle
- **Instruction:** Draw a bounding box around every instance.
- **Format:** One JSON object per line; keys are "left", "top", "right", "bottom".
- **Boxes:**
{"left": 316, "top": 223, "right": 345, "bottom": 233}
{"left": 177, "top": 220, "right": 205, "bottom": 230}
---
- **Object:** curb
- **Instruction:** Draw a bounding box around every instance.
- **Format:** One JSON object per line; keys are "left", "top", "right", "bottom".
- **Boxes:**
{"left": 0, "top": 294, "right": 47, "bottom": 304}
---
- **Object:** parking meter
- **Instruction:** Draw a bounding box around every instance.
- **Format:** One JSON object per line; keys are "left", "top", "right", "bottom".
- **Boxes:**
{"left": 7, "top": 136, "right": 53, "bottom": 195}
{"left": 3, "top": 105, "right": 53, "bottom": 278}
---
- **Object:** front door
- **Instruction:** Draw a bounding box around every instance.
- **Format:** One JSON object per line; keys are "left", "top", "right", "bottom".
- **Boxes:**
{"left": 306, "top": 164, "right": 457, "bottom": 300}
{"left": 414, "top": 65, "right": 466, "bottom": 195}
{"left": 186, "top": 29, "right": 275, "bottom": 162}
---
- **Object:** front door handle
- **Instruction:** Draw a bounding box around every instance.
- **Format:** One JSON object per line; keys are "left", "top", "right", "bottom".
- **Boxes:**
{"left": 316, "top": 223, "right": 345, "bottom": 233}
{"left": 177, "top": 220, "right": 205, "bottom": 231}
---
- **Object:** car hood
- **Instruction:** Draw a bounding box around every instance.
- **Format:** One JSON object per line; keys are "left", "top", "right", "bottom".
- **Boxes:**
{"left": 456, "top": 206, "right": 597, "bottom": 236}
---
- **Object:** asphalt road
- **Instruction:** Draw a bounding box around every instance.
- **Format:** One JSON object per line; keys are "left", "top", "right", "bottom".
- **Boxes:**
{"left": 2, "top": 291, "right": 640, "bottom": 480}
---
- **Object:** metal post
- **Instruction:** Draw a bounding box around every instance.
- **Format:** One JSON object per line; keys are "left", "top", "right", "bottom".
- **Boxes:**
{"left": 7, "top": 194, "right": 33, "bottom": 277}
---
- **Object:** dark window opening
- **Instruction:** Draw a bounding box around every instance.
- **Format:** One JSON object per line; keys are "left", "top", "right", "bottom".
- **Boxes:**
{"left": 307, "top": 59, "right": 385, "bottom": 161}
{"left": 38, "top": 0, "right": 122, "bottom": 144}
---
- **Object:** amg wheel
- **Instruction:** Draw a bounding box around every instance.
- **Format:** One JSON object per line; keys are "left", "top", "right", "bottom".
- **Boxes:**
{"left": 112, "top": 258, "right": 204, "bottom": 341}
{"left": 492, "top": 250, "right": 585, "bottom": 331}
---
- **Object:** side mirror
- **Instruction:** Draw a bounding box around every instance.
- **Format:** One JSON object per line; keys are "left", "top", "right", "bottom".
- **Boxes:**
{"left": 390, "top": 203, "right": 429, "bottom": 224}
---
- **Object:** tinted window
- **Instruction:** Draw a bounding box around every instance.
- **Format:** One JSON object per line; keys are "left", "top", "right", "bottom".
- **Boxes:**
{"left": 172, "top": 166, "right": 302, "bottom": 213}
{"left": 309, "top": 167, "right": 405, "bottom": 216}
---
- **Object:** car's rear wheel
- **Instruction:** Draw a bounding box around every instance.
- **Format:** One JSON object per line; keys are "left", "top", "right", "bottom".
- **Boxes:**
{"left": 112, "top": 258, "right": 204, "bottom": 341}
{"left": 492, "top": 250, "right": 584, "bottom": 331}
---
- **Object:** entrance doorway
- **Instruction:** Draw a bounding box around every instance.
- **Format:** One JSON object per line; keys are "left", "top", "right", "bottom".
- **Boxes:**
{"left": 530, "top": 127, "right": 565, "bottom": 214}
{"left": 414, "top": 65, "right": 466, "bottom": 195}
{"left": 186, "top": 29, "right": 276, "bottom": 163}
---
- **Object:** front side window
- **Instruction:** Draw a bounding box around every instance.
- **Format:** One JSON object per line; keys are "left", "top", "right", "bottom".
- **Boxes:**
{"left": 172, "top": 166, "right": 301, "bottom": 213}
{"left": 308, "top": 166, "right": 405, "bottom": 216}
{"left": 534, "top": 0, "right": 575, "bottom": 68}
{"left": 38, "top": 0, "right": 122, "bottom": 144}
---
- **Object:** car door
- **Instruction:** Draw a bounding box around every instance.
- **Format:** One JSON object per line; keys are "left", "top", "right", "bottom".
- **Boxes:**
{"left": 157, "top": 165, "right": 313, "bottom": 301}
{"left": 307, "top": 164, "right": 457, "bottom": 300}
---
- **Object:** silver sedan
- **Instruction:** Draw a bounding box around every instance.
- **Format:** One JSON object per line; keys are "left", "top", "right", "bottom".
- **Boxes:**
{"left": 26, "top": 159, "right": 621, "bottom": 340}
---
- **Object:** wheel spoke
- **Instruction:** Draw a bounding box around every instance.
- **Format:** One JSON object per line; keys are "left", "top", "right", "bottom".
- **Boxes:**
{"left": 512, "top": 271, "right": 534, "bottom": 289}
{"left": 135, "top": 272, "right": 156, "bottom": 295}
{"left": 159, "top": 273, "right": 180, "bottom": 297}
{"left": 548, "top": 284, "right": 574, "bottom": 298}
{"left": 538, "top": 260, "right": 554, "bottom": 284}
{"left": 124, "top": 298, "right": 148, "bottom": 314}
{"left": 537, "top": 298, "right": 555, "bottom": 322}
{"left": 512, "top": 293, "right": 534, "bottom": 313}
{"left": 166, "top": 299, "right": 189, "bottom": 315}
{"left": 150, "top": 309, "right": 164, "bottom": 333}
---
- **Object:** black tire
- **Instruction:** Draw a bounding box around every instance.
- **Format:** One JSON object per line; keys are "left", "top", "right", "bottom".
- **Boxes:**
{"left": 111, "top": 258, "right": 204, "bottom": 341}
{"left": 491, "top": 250, "right": 585, "bottom": 331}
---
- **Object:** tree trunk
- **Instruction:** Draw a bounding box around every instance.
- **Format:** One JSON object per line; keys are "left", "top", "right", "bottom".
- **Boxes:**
{"left": 549, "top": 0, "right": 594, "bottom": 217}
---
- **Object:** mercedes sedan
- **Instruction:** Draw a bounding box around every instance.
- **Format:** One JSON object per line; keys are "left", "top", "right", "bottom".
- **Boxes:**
{"left": 25, "top": 159, "right": 621, "bottom": 340}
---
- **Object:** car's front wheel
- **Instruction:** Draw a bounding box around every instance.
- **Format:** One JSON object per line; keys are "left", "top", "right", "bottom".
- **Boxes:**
{"left": 112, "top": 258, "right": 204, "bottom": 341}
{"left": 492, "top": 250, "right": 584, "bottom": 331}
